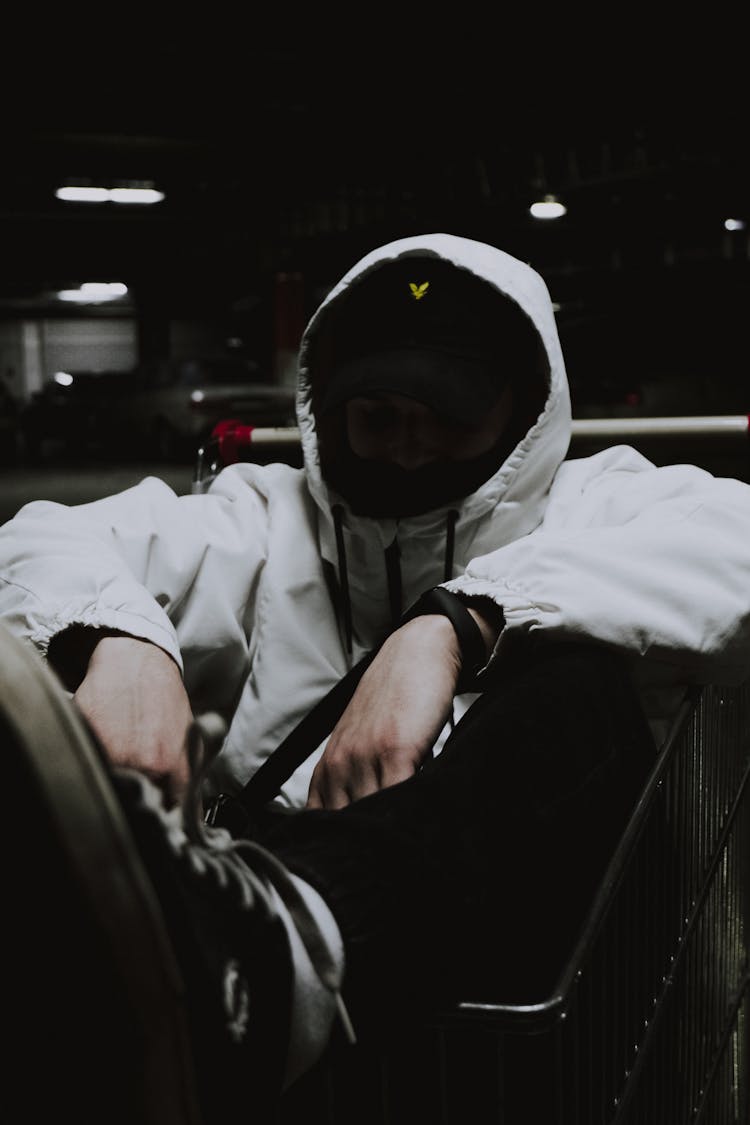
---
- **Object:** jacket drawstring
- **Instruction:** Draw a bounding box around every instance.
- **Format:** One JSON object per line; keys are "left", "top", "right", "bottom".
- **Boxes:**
{"left": 386, "top": 507, "right": 459, "bottom": 626}
{"left": 445, "top": 509, "right": 460, "bottom": 730}
{"left": 331, "top": 504, "right": 353, "bottom": 656}
{"left": 331, "top": 505, "right": 460, "bottom": 661}
{"left": 384, "top": 539, "right": 403, "bottom": 627}
{"left": 444, "top": 509, "right": 459, "bottom": 581}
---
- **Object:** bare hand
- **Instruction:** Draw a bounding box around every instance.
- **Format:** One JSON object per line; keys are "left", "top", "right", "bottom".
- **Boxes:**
{"left": 306, "top": 615, "right": 462, "bottom": 809}
{"left": 73, "top": 635, "right": 194, "bottom": 804}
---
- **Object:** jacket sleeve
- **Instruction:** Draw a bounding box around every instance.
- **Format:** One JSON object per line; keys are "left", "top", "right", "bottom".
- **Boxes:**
{"left": 0, "top": 471, "right": 269, "bottom": 678}
{"left": 445, "top": 451, "right": 750, "bottom": 685}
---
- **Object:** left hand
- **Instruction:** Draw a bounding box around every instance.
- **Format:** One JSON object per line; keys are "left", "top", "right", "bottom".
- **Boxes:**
{"left": 73, "top": 634, "right": 194, "bottom": 805}
{"left": 306, "top": 615, "right": 461, "bottom": 809}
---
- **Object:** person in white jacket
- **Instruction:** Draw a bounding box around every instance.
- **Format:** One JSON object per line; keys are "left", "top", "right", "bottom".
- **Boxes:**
{"left": 2, "top": 232, "right": 750, "bottom": 1121}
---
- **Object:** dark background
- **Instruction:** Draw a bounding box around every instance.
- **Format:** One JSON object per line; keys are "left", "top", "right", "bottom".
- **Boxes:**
{"left": 0, "top": 23, "right": 747, "bottom": 483}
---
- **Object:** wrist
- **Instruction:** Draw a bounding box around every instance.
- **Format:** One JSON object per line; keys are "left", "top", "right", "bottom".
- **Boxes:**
{"left": 400, "top": 612, "right": 461, "bottom": 655}
{"left": 91, "top": 633, "right": 180, "bottom": 673}
{"left": 48, "top": 625, "right": 134, "bottom": 691}
{"left": 401, "top": 587, "right": 489, "bottom": 692}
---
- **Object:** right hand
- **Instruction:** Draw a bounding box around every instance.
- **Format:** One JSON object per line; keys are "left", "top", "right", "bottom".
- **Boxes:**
{"left": 73, "top": 635, "right": 194, "bottom": 804}
{"left": 306, "top": 598, "right": 502, "bottom": 810}
{"left": 306, "top": 615, "right": 462, "bottom": 809}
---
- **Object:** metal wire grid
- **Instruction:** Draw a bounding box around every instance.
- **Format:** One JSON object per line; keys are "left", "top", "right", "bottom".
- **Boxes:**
{"left": 279, "top": 679, "right": 749, "bottom": 1124}
{"left": 544, "top": 680, "right": 750, "bottom": 1125}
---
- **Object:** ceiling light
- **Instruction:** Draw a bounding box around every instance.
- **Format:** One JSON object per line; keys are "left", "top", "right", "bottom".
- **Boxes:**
{"left": 56, "top": 186, "right": 111, "bottom": 203}
{"left": 530, "top": 194, "right": 567, "bottom": 220}
{"left": 724, "top": 218, "right": 746, "bottom": 232}
{"left": 80, "top": 282, "right": 128, "bottom": 298}
{"left": 109, "top": 187, "right": 165, "bottom": 204}
{"left": 56, "top": 282, "right": 129, "bottom": 303}
{"left": 55, "top": 183, "right": 165, "bottom": 205}
{"left": 57, "top": 290, "right": 97, "bottom": 303}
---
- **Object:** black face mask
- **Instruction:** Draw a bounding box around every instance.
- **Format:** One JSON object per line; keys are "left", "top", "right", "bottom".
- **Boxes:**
{"left": 324, "top": 441, "right": 508, "bottom": 518}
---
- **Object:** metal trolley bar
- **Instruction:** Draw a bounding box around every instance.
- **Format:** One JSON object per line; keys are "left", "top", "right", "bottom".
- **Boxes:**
{"left": 192, "top": 415, "right": 750, "bottom": 493}
{"left": 571, "top": 415, "right": 750, "bottom": 438}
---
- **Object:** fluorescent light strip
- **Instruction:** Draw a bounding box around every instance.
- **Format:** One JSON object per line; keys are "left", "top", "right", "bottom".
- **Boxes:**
{"left": 56, "top": 282, "right": 129, "bottom": 303}
{"left": 56, "top": 186, "right": 164, "bottom": 204}
{"left": 56, "top": 186, "right": 111, "bottom": 203}
{"left": 109, "top": 187, "right": 165, "bottom": 204}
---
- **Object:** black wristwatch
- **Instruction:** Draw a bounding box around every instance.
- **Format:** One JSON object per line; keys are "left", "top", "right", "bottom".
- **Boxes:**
{"left": 400, "top": 586, "right": 489, "bottom": 693}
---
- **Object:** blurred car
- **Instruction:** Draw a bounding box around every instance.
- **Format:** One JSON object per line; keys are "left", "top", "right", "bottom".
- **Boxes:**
{"left": 19, "top": 370, "right": 128, "bottom": 462}
{"left": 118, "top": 355, "right": 297, "bottom": 461}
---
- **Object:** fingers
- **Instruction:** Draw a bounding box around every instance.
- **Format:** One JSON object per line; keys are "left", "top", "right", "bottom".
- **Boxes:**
{"left": 306, "top": 748, "right": 417, "bottom": 810}
{"left": 304, "top": 619, "right": 458, "bottom": 809}
{"left": 306, "top": 756, "right": 375, "bottom": 810}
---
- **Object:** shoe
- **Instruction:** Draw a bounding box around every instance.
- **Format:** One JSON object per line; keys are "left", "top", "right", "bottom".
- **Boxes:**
{"left": 0, "top": 622, "right": 331, "bottom": 1124}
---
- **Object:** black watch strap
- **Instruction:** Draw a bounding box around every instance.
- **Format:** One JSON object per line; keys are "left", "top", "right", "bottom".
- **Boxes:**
{"left": 401, "top": 586, "right": 487, "bottom": 693}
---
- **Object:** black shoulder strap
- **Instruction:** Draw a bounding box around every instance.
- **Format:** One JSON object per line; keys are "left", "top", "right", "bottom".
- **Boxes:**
{"left": 226, "top": 650, "right": 376, "bottom": 814}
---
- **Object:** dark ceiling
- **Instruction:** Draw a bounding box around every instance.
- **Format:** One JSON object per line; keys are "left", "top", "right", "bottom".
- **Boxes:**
{"left": 1, "top": 28, "right": 747, "bottom": 401}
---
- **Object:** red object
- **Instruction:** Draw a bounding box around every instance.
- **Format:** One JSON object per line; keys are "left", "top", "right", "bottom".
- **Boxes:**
{"left": 210, "top": 420, "right": 255, "bottom": 466}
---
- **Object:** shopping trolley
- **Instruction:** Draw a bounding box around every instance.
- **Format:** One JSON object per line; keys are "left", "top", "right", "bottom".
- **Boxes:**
{"left": 194, "top": 419, "right": 749, "bottom": 1123}
{"left": 276, "top": 679, "right": 749, "bottom": 1124}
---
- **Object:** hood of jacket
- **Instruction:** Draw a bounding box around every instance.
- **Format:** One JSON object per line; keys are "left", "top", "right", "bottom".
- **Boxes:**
{"left": 295, "top": 233, "right": 572, "bottom": 650}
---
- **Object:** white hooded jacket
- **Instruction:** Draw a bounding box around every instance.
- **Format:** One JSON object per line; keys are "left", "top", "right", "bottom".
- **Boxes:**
{"left": 1, "top": 233, "right": 749, "bottom": 808}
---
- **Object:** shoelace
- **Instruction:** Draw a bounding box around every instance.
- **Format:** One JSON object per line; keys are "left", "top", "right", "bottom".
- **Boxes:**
{"left": 129, "top": 763, "right": 276, "bottom": 917}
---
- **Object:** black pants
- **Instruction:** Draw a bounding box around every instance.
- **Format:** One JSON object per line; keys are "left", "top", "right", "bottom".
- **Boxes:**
{"left": 258, "top": 643, "right": 656, "bottom": 1040}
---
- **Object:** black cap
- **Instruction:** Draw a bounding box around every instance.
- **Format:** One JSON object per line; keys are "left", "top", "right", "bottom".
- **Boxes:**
{"left": 317, "top": 258, "right": 537, "bottom": 424}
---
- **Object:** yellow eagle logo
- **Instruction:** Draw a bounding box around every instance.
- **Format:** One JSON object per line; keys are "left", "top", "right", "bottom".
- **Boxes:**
{"left": 409, "top": 281, "right": 430, "bottom": 300}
